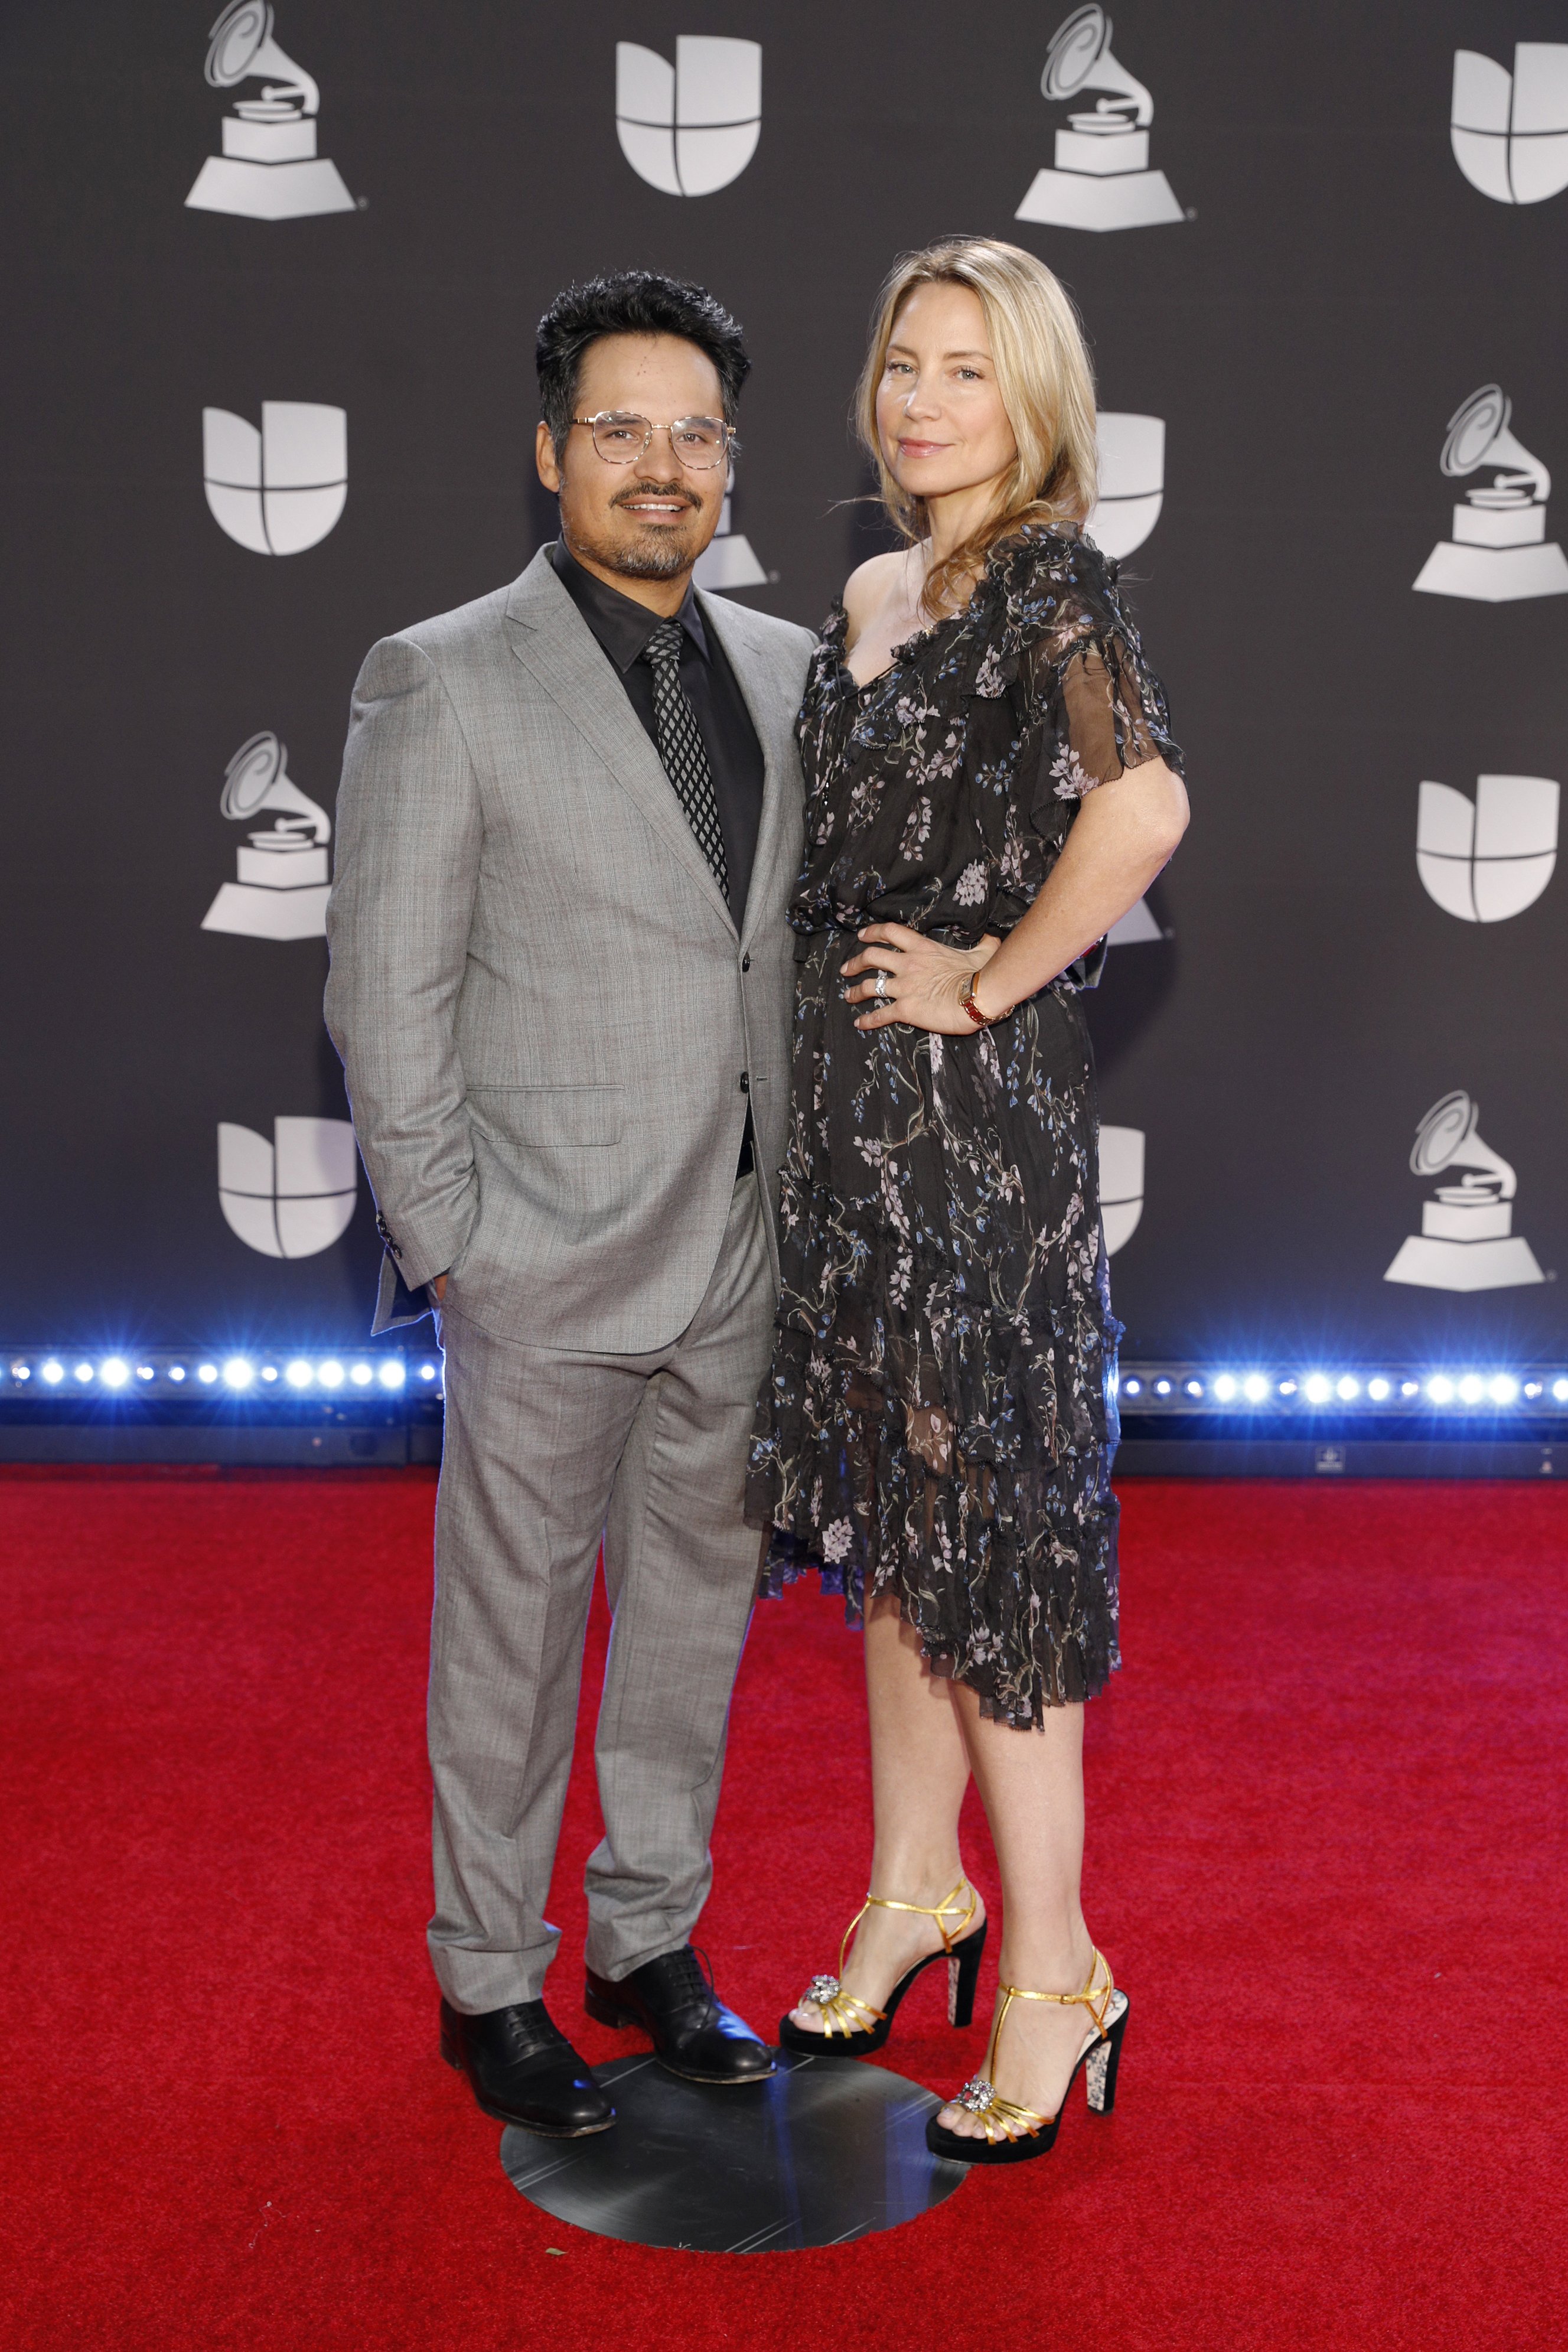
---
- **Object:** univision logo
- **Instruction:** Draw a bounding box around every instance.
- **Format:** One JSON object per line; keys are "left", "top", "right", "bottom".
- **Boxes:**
{"left": 218, "top": 1117, "right": 357, "bottom": 1258}
{"left": 1016, "top": 6, "right": 1182, "bottom": 233}
{"left": 1416, "top": 775, "right": 1558, "bottom": 924}
{"left": 1088, "top": 413, "right": 1164, "bottom": 559}
{"left": 185, "top": 1, "right": 356, "bottom": 220}
{"left": 1451, "top": 43, "right": 1568, "bottom": 206}
{"left": 616, "top": 37, "right": 761, "bottom": 195}
{"left": 203, "top": 402, "right": 347, "bottom": 555}
{"left": 1100, "top": 1125, "right": 1145, "bottom": 1253}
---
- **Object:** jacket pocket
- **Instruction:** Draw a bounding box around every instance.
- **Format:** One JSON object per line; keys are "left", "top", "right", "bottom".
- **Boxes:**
{"left": 467, "top": 1083, "right": 622, "bottom": 1147}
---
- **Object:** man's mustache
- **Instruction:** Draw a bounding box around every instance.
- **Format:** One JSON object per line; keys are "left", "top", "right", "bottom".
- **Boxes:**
{"left": 610, "top": 480, "right": 702, "bottom": 513}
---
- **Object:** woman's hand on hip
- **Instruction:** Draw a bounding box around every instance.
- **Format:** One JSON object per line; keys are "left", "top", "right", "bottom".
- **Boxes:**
{"left": 843, "top": 925, "right": 1001, "bottom": 1035}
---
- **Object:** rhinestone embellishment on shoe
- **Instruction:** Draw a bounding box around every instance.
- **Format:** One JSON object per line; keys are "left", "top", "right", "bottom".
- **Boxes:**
{"left": 805, "top": 1974, "right": 841, "bottom": 2006}
{"left": 956, "top": 2074, "right": 996, "bottom": 2114}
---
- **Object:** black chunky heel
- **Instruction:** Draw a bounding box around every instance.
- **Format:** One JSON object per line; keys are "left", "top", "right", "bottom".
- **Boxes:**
{"left": 1083, "top": 1996, "right": 1127, "bottom": 2113}
{"left": 947, "top": 1916, "right": 986, "bottom": 2029}
{"left": 778, "top": 1879, "right": 986, "bottom": 2057}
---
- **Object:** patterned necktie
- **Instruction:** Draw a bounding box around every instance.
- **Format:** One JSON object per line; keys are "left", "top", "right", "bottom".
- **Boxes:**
{"left": 640, "top": 620, "right": 729, "bottom": 897}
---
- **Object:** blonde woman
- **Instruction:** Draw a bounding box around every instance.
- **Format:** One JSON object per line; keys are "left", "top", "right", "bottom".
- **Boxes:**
{"left": 745, "top": 237, "right": 1188, "bottom": 2164}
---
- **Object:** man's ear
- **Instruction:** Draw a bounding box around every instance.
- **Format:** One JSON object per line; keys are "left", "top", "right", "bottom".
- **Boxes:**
{"left": 535, "top": 421, "right": 562, "bottom": 493}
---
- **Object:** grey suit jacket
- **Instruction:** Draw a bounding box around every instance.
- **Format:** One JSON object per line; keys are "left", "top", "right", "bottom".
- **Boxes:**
{"left": 324, "top": 547, "right": 813, "bottom": 1349}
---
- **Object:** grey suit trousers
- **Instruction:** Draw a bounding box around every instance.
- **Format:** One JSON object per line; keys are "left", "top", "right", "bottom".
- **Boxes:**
{"left": 428, "top": 1172, "right": 773, "bottom": 2012}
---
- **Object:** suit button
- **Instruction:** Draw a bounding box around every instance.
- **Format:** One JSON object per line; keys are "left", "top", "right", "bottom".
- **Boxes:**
{"left": 739, "top": 1071, "right": 749, "bottom": 1093}
{"left": 741, "top": 953, "right": 751, "bottom": 972}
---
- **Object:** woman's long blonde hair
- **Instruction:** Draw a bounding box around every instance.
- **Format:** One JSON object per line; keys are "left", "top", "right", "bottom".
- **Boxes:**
{"left": 855, "top": 236, "right": 1099, "bottom": 618}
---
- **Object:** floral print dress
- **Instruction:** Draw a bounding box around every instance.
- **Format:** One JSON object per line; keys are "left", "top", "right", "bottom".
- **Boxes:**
{"left": 744, "top": 527, "right": 1183, "bottom": 1727}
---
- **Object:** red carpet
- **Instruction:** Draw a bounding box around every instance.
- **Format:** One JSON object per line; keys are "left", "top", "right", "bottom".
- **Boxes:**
{"left": 2, "top": 1468, "right": 1564, "bottom": 2350}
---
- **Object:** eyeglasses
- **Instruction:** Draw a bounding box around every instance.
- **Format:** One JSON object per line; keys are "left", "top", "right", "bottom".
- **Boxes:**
{"left": 572, "top": 412, "right": 735, "bottom": 471}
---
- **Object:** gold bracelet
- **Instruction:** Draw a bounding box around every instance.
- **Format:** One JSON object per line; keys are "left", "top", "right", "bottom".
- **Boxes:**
{"left": 960, "top": 970, "right": 1008, "bottom": 1029}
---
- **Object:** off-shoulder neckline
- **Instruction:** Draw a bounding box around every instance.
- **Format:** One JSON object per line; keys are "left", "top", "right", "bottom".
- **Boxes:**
{"left": 826, "top": 523, "right": 1091, "bottom": 696}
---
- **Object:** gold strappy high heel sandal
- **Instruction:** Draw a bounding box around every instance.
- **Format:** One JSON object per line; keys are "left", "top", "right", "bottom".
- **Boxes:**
{"left": 924, "top": 1948, "right": 1129, "bottom": 2165}
{"left": 778, "top": 1879, "right": 987, "bottom": 2057}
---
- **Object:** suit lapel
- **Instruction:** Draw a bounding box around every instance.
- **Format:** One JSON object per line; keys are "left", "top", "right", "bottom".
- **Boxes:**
{"left": 503, "top": 551, "right": 736, "bottom": 935}
{"left": 697, "top": 589, "right": 803, "bottom": 952}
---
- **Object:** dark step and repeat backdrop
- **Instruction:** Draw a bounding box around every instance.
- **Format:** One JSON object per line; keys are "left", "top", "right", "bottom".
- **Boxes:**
{"left": 4, "top": 2, "right": 1566, "bottom": 1359}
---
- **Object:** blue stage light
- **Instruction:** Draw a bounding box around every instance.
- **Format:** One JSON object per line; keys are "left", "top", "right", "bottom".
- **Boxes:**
{"left": 1489, "top": 1375, "right": 1518, "bottom": 1405}
{"left": 1304, "top": 1373, "right": 1331, "bottom": 1403}
{"left": 41, "top": 1359, "right": 64, "bottom": 1383}
{"left": 12, "top": 1361, "right": 32, "bottom": 1382}
{"left": 74, "top": 1361, "right": 94, "bottom": 1383}
{"left": 261, "top": 1365, "right": 278, "bottom": 1383}
{"left": 377, "top": 1360, "right": 405, "bottom": 1389}
{"left": 1123, "top": 1377, "right": 1142, "bottom": 1396}
{"left": 1243, "top": 1374, "right": 1269, "bottom": 1402}
{"left": 1212, "top": 1374, "right": 1237, "bottom": 1401}
{"left": 136, "top": 1364, "right": 155, "bottom": 1382}
{"left": 1368, "top": 1377, "right": 1391, "bottom": 1401}
{"left": 285, "top": 1360, "right": 313, "bottom": 1389}
{"left": 1336, "top": 1376, "right": 1360, "bottom": 1400}
{"left": 1554, "top": 1379, "right": 1568, "bottom": 1403}
{"left": 317, "top": 1360, "right": 344, "bottom": 1389}
{"left": 350, "top": 1362, "right": 373, "bottom": 1387}
{"left": 223, "top": 1358, "right": 253, "bottom": 1390}
{"left": 419, "top": 1363, "right": 438, "bottom": 1382}
{"left": 100, "top": 1358, "right": 129, "bottom": 1388}
{"left": 1154, "top": 1379, "right": 1171, "bottom": 1395}
{"left": 1185, "top": 1377, "right": 1203, "bottom": 1397}
{"left": 197, "top": 1363, "right": 218, "bottom": 1384}
{"left": 1457, "top": 1374, "right": 1484, "bottom": 1405}
{"left": 168, "top": 1364, "right": 187, "bottom": 1383}
{"left": 1427, "top": 1375, "right": 1455, "bottom": 1403}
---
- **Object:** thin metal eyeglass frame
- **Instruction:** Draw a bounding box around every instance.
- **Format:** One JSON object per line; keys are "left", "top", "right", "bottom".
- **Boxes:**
{"left": 571, "top": 413, "right": 737, "bottom": 471}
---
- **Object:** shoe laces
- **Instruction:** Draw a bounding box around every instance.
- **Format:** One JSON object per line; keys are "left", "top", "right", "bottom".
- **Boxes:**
{"left": 666, "top": 1943, "right": 717, "bottom": 2011}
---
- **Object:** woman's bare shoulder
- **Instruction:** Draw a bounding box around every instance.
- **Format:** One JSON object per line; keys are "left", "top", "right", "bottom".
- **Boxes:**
{"left": 842, "top": 548, "right": 909, "bottom": 627}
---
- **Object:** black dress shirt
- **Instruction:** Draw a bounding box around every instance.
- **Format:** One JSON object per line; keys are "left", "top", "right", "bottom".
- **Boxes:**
{"left": 549, "top": 539, "right": 766, "bottom": 930}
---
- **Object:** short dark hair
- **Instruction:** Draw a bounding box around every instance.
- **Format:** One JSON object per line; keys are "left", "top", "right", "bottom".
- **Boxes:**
{"left": 536, "top": 270, "right": 750, "bottom": 455}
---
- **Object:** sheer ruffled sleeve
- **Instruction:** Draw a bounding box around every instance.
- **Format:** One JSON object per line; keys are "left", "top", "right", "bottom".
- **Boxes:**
{"left": 1036, "top": 613, "right": 1184, "bottom": 802}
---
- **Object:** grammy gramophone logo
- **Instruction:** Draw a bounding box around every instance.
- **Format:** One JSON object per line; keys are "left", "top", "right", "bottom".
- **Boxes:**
{"left": 1016, "top": 6, "right": 1182, "bottom": 233}
{"left": 1384, "top": 1092, "right": 1544, "bottom": 1294}
{"left": 1416, "top": 775, "right": 1558, "bottom": 924}
{"left": 1413, "top": 385, "right": 1568, "bottom": 603}
{"left": 694, "top": 467, "right": 767, "bottom": 594}
{"left": 616, "top": 37, "right": 761, "bottom": 196}
{"left": 185, "top": 2, "right": 356, "bottom": 220}
{"left": 202, "top": 732, "right": 331, "bottom": 941}
{"left": 1451, "top": 43, "right": 1568, "bottom": 206}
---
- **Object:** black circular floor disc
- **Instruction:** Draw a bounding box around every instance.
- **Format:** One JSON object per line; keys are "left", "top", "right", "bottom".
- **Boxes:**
{"left": 501, "top": 2048, "right": 969, "bottom": 2251}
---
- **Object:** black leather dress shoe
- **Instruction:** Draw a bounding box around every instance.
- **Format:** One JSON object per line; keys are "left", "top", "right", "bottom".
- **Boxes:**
{"left": 439, "top": 1997, "right": 615, "bottom": 2136}
{"left": 583, "top": 1947, "right": 775, "bottom": 2084}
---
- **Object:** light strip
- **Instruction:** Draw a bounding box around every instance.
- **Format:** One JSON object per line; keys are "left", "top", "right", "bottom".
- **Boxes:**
{"left": 2, "top": 1348, "right": 442, "bottom": 1398}
{"left": 4, "top": 1354, "right": 1559, "bottom": 1418}
{"left": 1116, "top": 1364, "right": 1559, "bottom": 1411}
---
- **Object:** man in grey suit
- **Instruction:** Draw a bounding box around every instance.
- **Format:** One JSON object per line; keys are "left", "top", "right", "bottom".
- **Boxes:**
{"left": 325, "top": 272, "right": 813, "bottom": 2137}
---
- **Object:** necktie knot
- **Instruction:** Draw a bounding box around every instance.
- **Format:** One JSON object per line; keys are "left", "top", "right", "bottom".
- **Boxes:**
{"left": 643, "top": 620, "right": 684, "bottom": 671}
